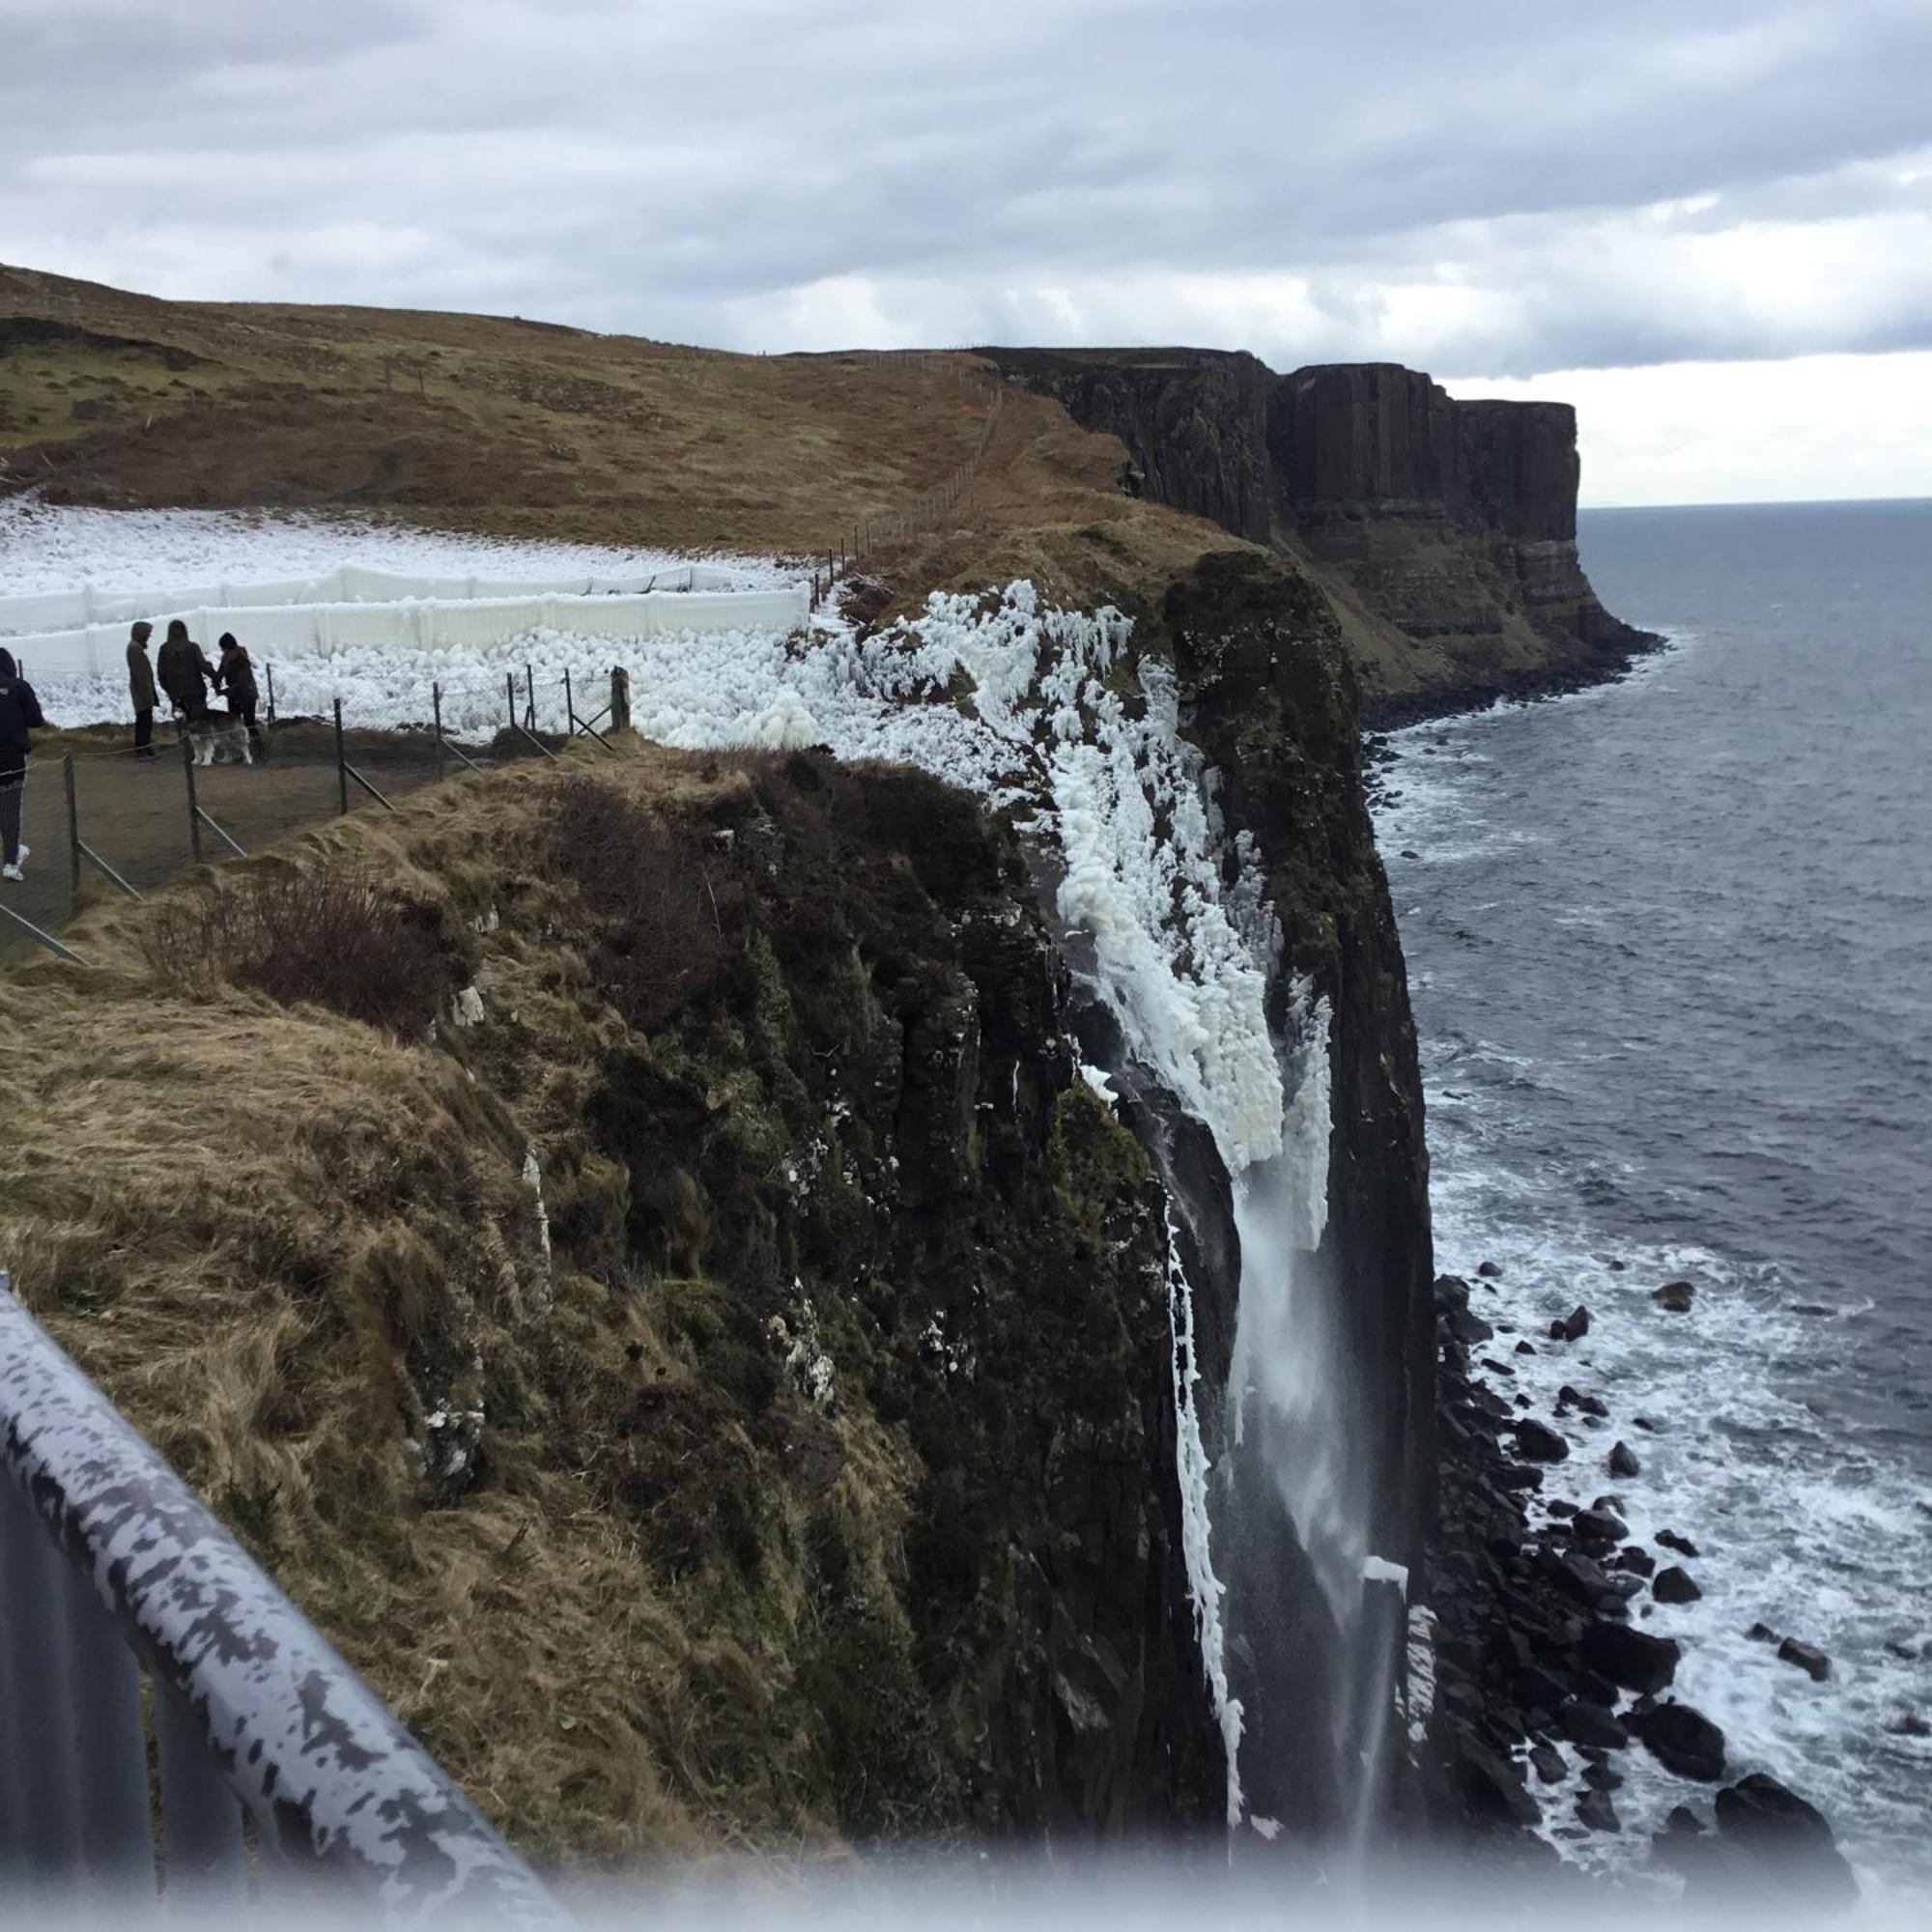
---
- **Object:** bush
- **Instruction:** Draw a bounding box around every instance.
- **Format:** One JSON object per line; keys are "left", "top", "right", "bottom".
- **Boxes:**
{"left": 140, "top": 866, "right": 447, "bottom": 1036}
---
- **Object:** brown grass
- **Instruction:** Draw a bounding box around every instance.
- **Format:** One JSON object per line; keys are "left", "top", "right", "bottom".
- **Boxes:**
{"left": 1, "top": 264, "right": 997, "bottom": 554}
{"left": 0, "top": 746, "right": 959, "bottom": 1865}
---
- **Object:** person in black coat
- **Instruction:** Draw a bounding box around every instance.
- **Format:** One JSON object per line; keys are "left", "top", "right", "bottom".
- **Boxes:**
{"left": 213, "top": 633, "right": 265, "bottom": 754}
{"left": 156, "top": 618, "right": 216, "bottom": 726}
{"left": 0, "top": 647, "right": 47, "bottom": 882}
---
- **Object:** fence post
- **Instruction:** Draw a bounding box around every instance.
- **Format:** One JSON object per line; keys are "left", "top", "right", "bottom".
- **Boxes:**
{"left": 265, "top": 661, "right": 276, "bottom": 726}
{"left": 525, "top": 665, "right": 536, "bottom": 732}
{"left": 433, "top": 682, "right": 445, "bottom": 782}
{"left": 564, "top": 667, "right": 576, "bottom": 736}
{"left": 611, "top": 667, "right": 631, "bottom": 735}
{"left": 506, "top": 672, "right": 518, "bottom": 739}
{"left": 180, "top": 732, "right": 203, "bottom": 863}
{"left": 332, "top": 698, "right": 349, "bottom": 816}
{"left": 64, "top": 754, "right": 80, "bottom": 899}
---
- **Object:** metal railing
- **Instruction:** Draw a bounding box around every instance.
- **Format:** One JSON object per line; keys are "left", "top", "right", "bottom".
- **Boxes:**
{"left": 0, "top": 1274, "right": 565, "bottom": 1923}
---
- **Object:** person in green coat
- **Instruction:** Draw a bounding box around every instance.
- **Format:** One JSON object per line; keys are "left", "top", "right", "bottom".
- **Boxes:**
{"left": 127, "top": 620, "right": 157, "bottom": 760}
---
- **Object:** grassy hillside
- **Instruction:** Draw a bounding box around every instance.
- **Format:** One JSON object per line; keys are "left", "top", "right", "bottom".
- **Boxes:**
{"left": 0, "top": 262, "right": 1257, "bottom": 611}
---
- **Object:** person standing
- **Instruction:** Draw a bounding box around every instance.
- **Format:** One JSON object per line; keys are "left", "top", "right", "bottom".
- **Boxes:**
{"left": 156, "top": 617, "right": 215, "bottom": 728}
{"left": 213, "top": 632, "right": 265, "bottom": 756}
{"left": 127, "top": 619, "right": 158, "bottom": 759}
{"left": 0, "top": 647, "right": 46, "bottom": 883}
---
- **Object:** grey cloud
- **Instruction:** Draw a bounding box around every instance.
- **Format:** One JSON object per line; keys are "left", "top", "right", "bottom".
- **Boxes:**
{"left": 3, "top": 0, "right": 1930, "bottom": 376}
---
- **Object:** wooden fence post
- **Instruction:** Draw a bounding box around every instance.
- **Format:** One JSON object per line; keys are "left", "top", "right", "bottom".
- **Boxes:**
{"left": 611, "top": 668, "right": 632, "bottom": 735}
{"left": 332, "top": 699, "right": 349, "bottom": 816}
{"left": 64, "top": 754, "right": 80, "bottom": 898}
{"left": 180, "top": 732, "right": 203, "bottom": 862}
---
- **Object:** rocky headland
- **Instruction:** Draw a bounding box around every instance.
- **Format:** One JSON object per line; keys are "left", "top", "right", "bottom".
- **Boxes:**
{"left": 983, "top": 347, "right": 1662, "bottom": 724}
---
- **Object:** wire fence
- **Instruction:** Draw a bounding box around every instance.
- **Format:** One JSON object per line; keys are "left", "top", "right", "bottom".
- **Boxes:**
{"left": 0, "top": 665, "right": 634, "bottom": 966}
{"left": 807, "top": 360, "right": 1009, "bottom": 610}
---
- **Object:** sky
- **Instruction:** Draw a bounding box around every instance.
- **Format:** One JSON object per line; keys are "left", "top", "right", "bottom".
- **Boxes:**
{"left": 5, "top": 0, "right": 1931, "bottom": 504}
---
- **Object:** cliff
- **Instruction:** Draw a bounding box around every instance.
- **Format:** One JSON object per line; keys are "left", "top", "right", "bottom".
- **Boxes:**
{"left": 984, "top": 349, "right": 1658, "bottom": 723}
{"left": 2, "top": 753, "right": 1225, "bottom": 1859}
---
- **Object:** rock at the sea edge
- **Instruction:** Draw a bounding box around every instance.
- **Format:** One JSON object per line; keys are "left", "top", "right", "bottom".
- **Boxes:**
{"left": 1548, "top": 1304, "right": 1591, "bottom": 1342}
{"left": 1556, "top": 1698, "right": 1630, "bottom": 1750}
{"left": 1707, "top": 1774, "right": 1857, "bottom": 1904}
{"left": 1629, "top": 1700, "right": 1726, "bottom": 1781}
{"left": 1886, "top": 1708, "right": 1930, "bottom": 1738}
{"left": 1568, "top": 1507, "right": 1627, "bottom": 1548}
{"left": 1529, "top": 1742, "right": 1567, "bottom": 1785}
{"left": 1607, "top": 1440, "right": 1641, "bottom": 1477}
{"left": 1581, "top": 1618, "right": 1680, "bottom": 1695}
{"left": 1777, "top": 1637, "right": 1832, "bottom": 1683}
{"left": 1652, "top": 1280, "right": 1696, "bottom": 1313}
{"left": 1654, "top": 1565, "right": 1702, "bottom": 1605}
{"left": 1558, "top": 1383, "right": 1608, "bottom": 1419}
{"left": 1478, "top": 1261, "right": 1504, "bottom": 1279}
{"left": 1576, "top": 1785, "right": 1621, "bottom": 1833}
{"left": 1514, "top": 1417, "right": 1570, "bottom": 1463}
{"left": 1454, "top": 1737, "right": 1542, "bottom": 1828}
{"left": 1618, "top": 1545, "right": 1656, "bottom": 1577}
{"left": 1657, "top": 1528, "right": 1700, "bottom": 1557}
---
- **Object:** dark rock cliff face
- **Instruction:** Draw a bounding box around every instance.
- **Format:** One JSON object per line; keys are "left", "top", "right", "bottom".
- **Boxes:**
{"left": 985, "top": 348, "right": 1658, "bottom": 724}
{"left": 558, "top": 758, "right": 1229, "bottom": 1839}
{"left": 986, "top": 347, "right": 1276, "bottom": 544}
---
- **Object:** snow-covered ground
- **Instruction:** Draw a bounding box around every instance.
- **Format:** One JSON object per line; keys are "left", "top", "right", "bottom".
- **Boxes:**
{"left": 0, "top": 497, "right": 792, "bottom": 597}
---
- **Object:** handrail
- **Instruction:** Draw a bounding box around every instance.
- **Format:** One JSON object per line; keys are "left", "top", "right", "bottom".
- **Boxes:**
{"left": 0, "top": 1274, "right": 566, "bottom": 1923}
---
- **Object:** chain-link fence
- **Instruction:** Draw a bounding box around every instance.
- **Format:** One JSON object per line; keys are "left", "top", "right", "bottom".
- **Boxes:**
{"left": 0, "top": 664, "right": 632, "bottom": 965}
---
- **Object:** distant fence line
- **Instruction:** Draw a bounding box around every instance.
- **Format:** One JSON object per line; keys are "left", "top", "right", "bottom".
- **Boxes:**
{"left": 810, "top": 362, "right": 1009, "bottom": 609}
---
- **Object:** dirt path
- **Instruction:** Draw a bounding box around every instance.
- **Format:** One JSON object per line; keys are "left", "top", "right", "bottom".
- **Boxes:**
{"left": 1, "top": 722, "right": 532, "bottom": 963}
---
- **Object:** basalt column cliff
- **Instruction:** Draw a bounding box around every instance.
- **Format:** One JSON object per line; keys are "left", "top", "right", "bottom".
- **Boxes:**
{"left": 985, "top": 348, "right": 1658, "bottom": 723}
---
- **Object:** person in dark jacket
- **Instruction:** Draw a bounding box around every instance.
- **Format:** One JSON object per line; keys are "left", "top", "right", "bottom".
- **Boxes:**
{"left": 127, "top": 619, "right": 158, "bottom": 759}
{"left": 156, "top": 618, "right": 216, "bottom": 727}
{"left": 212, "top": 633, "right": 265, "bottom": 754}
{"left": 0, "top": 647, "right": 47, "bottom": 882}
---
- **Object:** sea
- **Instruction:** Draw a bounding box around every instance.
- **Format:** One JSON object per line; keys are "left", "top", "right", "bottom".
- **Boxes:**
{"left": 1374, "top": 498, "right": 1932, "bottom": 1890}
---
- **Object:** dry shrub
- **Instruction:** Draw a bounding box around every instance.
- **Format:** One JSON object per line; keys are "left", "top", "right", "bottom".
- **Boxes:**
{"left": 140, "top": 864, "right": 447, "bottom": 1035}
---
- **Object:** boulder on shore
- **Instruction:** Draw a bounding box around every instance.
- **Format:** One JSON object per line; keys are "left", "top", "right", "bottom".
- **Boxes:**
{"left": 1706, "top": 1774, "right": 1857, "bottom": 1905}
{"left": 1548, "top": 1305, "right": 1591, "bottom": 1342}
{"left": 1608, "top": 1440, "right": 1641, "bottom": 1477}
{"left": 1558, "top": 1383, "right": 1608, "bottom": 1419}
{"left": 1654, "top": 1566, "right": 1702, "bottom": 1604}
{"left": 1513, "top": 1418, "right": 1570, "bottom": 1463}
{"left": 1657, "top": 1528, "right": 1700, "bottom": 1558}
{"left": 1652, "top": 1281, "right": 1696, "bottom": 1313}
{"left": 1777, "top": 1637, "right": 1832, "bottom": 1683}
{"left": 1630, "top": 1700, "right": 1726, "bottom": 1781}
{"left": 1581, "top": 1619, "right": 1680, "bottom": 1695}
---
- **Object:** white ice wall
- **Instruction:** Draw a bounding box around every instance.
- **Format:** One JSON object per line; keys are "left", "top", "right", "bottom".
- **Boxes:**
{"left": 0, "top": 561, "right": 772, "bottom": 639}
{"left": 1, "top": 585, "right": 811, "bottom": 679}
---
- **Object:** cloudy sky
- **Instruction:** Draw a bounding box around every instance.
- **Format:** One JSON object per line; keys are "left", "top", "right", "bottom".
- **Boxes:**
{"left": 7, "top": 0, "right": 1931, "bottom": 503}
